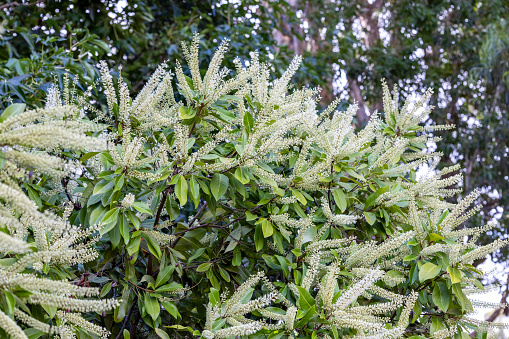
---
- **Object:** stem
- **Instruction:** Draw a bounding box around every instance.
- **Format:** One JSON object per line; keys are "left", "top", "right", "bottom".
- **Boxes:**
{"left": 188, "top": 104, "right": 204, "bottom": 137}
{"left": 153, "top": 188, "right": 170, "bottom": 230}
{"left": 130, "top": 310, "right": 141, "bottom": 338}
{"left": 115, "top": 295, "right": 138, "bottom": 339}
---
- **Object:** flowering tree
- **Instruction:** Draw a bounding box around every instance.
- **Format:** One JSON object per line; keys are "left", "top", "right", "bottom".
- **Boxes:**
{"left": 0, "top": 36, "right": 507, "bottom": 338}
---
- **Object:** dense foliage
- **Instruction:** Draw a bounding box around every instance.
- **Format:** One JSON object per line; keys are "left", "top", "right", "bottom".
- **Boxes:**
{"left": 2, "top": 0, "right": 509, "bottom": 270}
{"left": 0, "top": 36, "right": 508, "bottom": 338}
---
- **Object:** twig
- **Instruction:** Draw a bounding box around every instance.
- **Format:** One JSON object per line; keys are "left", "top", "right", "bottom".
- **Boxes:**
{"left": 115, "top": 295, "right": 138, "bottom": 339}
{"left": 187, "top": 202, "right": 208, "bottom": 228}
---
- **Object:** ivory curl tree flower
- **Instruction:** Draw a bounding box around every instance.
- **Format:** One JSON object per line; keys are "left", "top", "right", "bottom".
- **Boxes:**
{"left": 1, "top": 34, "right": 508, "bottom": 338}
{"left": 0, "top": 97, "right": 119, "bottom": 338}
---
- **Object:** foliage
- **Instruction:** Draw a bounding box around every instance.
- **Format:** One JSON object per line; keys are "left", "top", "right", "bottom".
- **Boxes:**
{"left": 0, "top": 0, "right": 302, "bottom": 109}
{"left": 0, "top": 98, "right": 118, "bottom": 337}
{"left": 3, "top": 0, "right": 509, "bottom": 267}
{"left": 1, "top": 36, "right": 508, "bottom": 338}
{"left": 271, "top": 0, "right": 509, "bottom": 265}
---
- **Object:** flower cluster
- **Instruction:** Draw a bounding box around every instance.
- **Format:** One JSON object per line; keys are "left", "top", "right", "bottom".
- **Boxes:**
{"left": 0, "top": 102, "right": 116, "bottom": 337}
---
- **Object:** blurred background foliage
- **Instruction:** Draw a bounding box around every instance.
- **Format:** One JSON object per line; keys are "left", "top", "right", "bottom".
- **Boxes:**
{"left": 2, "top": 0, "right": 509, "bottom": 278}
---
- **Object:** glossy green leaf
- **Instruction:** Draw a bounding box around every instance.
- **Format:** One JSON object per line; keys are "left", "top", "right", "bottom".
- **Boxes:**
{"left": 144, "top": 232, "right": 162, "bottom": 259}
{"left": 197, "top": 262, "right": 212, "bottom": 272}
{"left": 132, "top": 201, "right": 152, "bottom": 215}
{"left": 155, "top": 328, "right": 170, "bottom": 339}
{"left": 364, "top": 211, "right": 376, "bottom": 225}
{"left": 0, "top": 103, "right": 25, "bottom": 123}
{"left": 296, "top": 286, "right": 315, "bottom": 312}
{"left": 156, "top": 265, "right": 175, "bottom": 287}
{"left": 447, "top": 266, "right": 462, "bottom": 284}
{"left": 144, "top": 293, "right": 160, "bottom": 321}
{"left": 262, "top": 219, "right": 274, "bottom": 238}
{"left": 419, "top": 262, "right": 441, "bottom": 282}
{"left": 432, "top": 281, "right": 450, "bottom": 312}
{"left": 101, "top": 207, "right": 119, "bottom": 225}
{"left": 175, "top": 175, "right": 188, "bottom": 206}
{"left": 209, "top": 287, "right": 220, "bottom": 306}
{"left": 210, "top": 173, "right": 229, "bottom": 200}
{"left": 333, "top": 188, "right": 347, "bottom": 212}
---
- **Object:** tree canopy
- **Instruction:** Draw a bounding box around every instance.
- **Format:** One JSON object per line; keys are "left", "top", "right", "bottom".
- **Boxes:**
{"left": 1, "top": 0, "right": 509, "bottom": 338}
{"left": 2, "top": 0, "right": 509, "bottom": 264}
{"left": 0, "top": 33, "right": 507, "bottom": 338}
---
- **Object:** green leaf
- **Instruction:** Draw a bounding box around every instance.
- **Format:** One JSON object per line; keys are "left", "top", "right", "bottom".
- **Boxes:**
{"left": 257, "top": 198, "right": 271, "bottom": 205}
{"left": 221, "top": 95, "right": 242, "bottom": 101}
{"left": 245, "top": 210, "right": 257, "bottom": 221}
{"left": 100, "top": 282, "right": 112, "bottom": 298}
{"left": 188, "top": 248, "right": 206, "bottom": 264}
{"left": 161, "top": 300, "right": 180, "bottom": 319}
{"left": 144, "top": 293, "right": 160, "bottom": 321}
{"left": 127, "top": 210, "right": 141, "bottom": 229}
{"left": 114, "top": 174, "right": 125, "bottom": 192}
{"left": 294, "top": 305, "right": 316, "bottom": 328}
{"left": 175, "top": 175, "right": 188, "bottom": 206}
{"left": 92, "top": 179, "right": 114, "bottom": 196}
{"left": 346, "top": 168, "right": 365, "bottom": 182}
{"left": 209, "top": 287, "right": 220, "bottom": 306}
{"left": 101, "top": 208, "right": 119, "bottom": 225}
{"left": 235, "top": 167, "right": 250, "bottom": 184}
{"left": 296, "top": 286, "right": 315, "bottom": 312}
{"left": 4, "top": 290, "right": 15, "bottom": 315}
{"left": 447, "top": 266, "right": 462, "bottom": 284}
{"left": 101, "top": 217, "right": 118, "bottom": 236}
{"left": 292, "top": 189, "right": 307, "bottom": 206}
{"left": 0, "top": 150, "right": 5, "bottom": 170}
{"left": 210, "top": 173, "right": 229, "bottom": 200}
{"left": 144, "top": 232, "right": 162, "bottom": 259}
{"left": 243, "top": 111, "right": 254, "bottom": 134}
{"left": 429, "top": 233, "right": 444, "bottom": 242}
{"left": 197, "top": 262, "right": 212, "bottom": 272}
{"left": 292, "top": 248, "right": 302, "bottom": 257}
{"left": 91, "top": 38, "right": 112, "bottom": 53}
{"left": 364, "top": 211, "right": 376, "bottom": 225}
{"left": 132, "top": 201, "right": 152, "bottom": 215}
{"left": 115, "top": 288, "right": 131, "bottom": 322}
{"left": 333, "top": 188, "right": 347, "bottom": 212}
{"left": 419, "top": 262, "right": 441, "bottom": 282}
{"left": 275, "top": 255, "right": 289, "bottom": 277}
{"left": 262, "top": 219, "right": 274, "bottom": 238}
{"left": 254, "top": 224, "right": 264, "bottom": 252}
{"left": 155, "top": 328, "right": 170, "bottom": 339}
{"left": 119, "top": 213, "right": 130, "bottom": 245}
{"left": 179, "top": 106, "right": 196, "bottom": 119}
{"left": 127, "top": 235, "right": 141, "bottom": 256}
{"left": 189, "top": 176, "right": 200, "bottom": 208}
{"left": 403, "top": 255, "right": 419, "bottom": 261}
{"left": 164, "top": 325, "right": 195, "bottom": 333}
{"left": 156, "top": 265, "right": 175, "bottom": 288}
{"left": 156, "top": 282, "right": 183, "bottom": 292}
{"left": 218, "top": 265, "right": 230, "bottom": 282}
{"left": 213, "top": 106, "right": 235, "bottom": 120}
{"left": 432, "top": 282, "right": 450, "bottom": 312}
{"left": 232, "top": 247, "right": 241, "bottom": 266}
{"left": 365, "top": 186, "right": 388, "bottom": 209}
{"left": 79, "top": 151, "right": 100, "bottom": 163}
{"left": 452, "top": 283, "right": 473, "bottom": 312}
{"left": 0, "top": 103, "right": 26, "bottom": 123}
{"left": 412, "top": 301, "right": 422, "bottom": 323}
